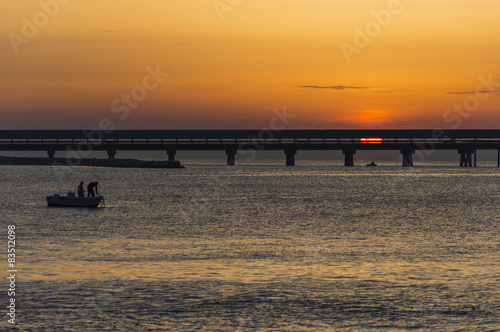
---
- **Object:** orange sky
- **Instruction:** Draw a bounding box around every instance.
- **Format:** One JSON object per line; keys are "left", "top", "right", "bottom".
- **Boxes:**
{"left": 0, "top": 0, "right": 499, "bottom": 129}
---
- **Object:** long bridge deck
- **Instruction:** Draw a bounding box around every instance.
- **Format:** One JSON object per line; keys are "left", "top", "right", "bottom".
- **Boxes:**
{"left": 1, "top": 129, "right": 500, "bottom": 166}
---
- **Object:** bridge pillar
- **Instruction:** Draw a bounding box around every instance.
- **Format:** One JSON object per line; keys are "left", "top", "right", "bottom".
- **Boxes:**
{"left": 343, "top": 149, "right": 356, "bottom": 166}
{"left": 107, "top": 148, "right": 116, "bottom": 159}
{"left": 401, "top": 149, "right": 415, "bottom": 167}
{"left": 459, "top": 150, "right": 473, "bottom": 167}
{"left": 226, "top": 149, "right": 237, "bottom": 166}
{"left": 47, "top": 147, "right": 56, "bottom": 159}
{"left": 285, "top": 149, "right": 296, "bottom": 166}
{"left": 167, "top": 149, "right": 176, "bottom": 162}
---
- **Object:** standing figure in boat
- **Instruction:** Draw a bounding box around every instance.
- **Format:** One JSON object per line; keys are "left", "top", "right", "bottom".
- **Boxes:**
{"left": 87, "top": 181, "right": 99, "bottom": 197}
{"left": 77, "top": 181, "right": 85, "bottom": 197}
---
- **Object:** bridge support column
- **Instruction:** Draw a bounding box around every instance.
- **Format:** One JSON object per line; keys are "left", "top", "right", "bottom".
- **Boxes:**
{"left": 107, "top": 148, "right": 116, "bottom": 159}
{"left": 285, "top": 149, "right": 296, "bottom": 166}
{"left": 498, "top": 149, "right": 500, "bottom": 167}
{"left": 474, "top": 149, "right": 477, "bottom": 167}
{"left": 167, "top": 149, "right": 176, "bottom": 162}
{"left": 47, "top": 147, "right": 55, "bottom": 159}
{"left": 466, "top": 151, "right": 472, "bottom": 167}
{"left": 343, "top": 149, "right": 356, "bottom": 166}
{"left": 459, "top": 150, "right": 473, "bottom": 167}
{"left": 226, "top": 149, "right": 237, "bottom": 166}
{"left": 401, "top": 149, "right": 415, "bottom": 167}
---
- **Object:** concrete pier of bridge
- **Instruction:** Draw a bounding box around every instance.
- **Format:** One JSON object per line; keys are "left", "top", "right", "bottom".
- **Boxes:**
{"left": 47, "top": 147, "right": 55, "bottom": 159}
{"left": 167, "top": 149, "right": 176, "bottom": 162}
{"left": 459, "top": 149, "right": 474, "bottom": 167}
{"left": 343, "top": 149, "right": 355, "bottom": 166}
{"left": 107, "top": 148, "right": 117, "bottom": 159}
{"left": 285, "top": 149, "right": 296, "bottom": 166}
{"left": 401, "top": 149, "right": 415, "bottom": 167}
{"left": 226, "top": 149, "right": 237, "bottom": 166}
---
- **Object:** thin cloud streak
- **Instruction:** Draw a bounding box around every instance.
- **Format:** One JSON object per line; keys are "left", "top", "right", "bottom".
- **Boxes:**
{"left": 299, "top": 86, "right": 406, "bottom": 94}
{"left": 445, "top": 90, "right": 500, "bottom": 95}
{"left": 299, "top": 85, "right": 369, "bottom": 91}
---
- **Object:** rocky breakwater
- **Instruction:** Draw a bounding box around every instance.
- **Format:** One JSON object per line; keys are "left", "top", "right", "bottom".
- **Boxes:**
{"left": 0, "top": 156, "right": 184, "bottom": 168}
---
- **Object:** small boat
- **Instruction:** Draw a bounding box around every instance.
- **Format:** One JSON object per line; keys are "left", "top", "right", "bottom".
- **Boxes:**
{"left": 47, "top": 192, "right": 103, "bottom": 208}
{"left": 366, "top": 161, "right": 377, "bottom": 167}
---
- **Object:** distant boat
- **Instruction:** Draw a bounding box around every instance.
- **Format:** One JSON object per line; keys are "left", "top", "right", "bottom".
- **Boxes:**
{"left": 366, "top": 161, "right": 377, "bottom": 167}
{"left": 47, "top": 192, "right": 103, "bottom": 208}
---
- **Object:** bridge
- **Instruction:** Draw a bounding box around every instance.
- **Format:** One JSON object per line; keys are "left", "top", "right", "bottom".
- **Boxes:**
{"left": 2, "top": 129, "right": 500, "bottom": 167}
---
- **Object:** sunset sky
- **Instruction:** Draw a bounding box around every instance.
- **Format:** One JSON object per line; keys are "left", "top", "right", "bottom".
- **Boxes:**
{"left": 1, "top": 0, "right": 499, "bottom": 129}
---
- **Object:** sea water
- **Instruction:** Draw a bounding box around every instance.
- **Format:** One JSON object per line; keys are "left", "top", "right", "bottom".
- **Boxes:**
{"left": 0, "top": 162, "right": 499, "bottom": 331}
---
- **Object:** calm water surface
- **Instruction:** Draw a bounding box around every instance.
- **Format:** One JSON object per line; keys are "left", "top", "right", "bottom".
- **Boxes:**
{"left": 0, "top": 162, "right": 499, "bottom": 331}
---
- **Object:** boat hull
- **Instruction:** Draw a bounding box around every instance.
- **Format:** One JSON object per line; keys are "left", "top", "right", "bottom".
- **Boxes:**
{"left": 47, "top": 195, "right": 103, "bottom": 208}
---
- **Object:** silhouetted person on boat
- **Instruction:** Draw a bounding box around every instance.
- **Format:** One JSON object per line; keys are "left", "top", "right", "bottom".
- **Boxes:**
{"left": 87, "top": 182, "right": 99, "bottom": 197}
{"left": 77, "top": 181, "right": 85, "bottom": 197}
